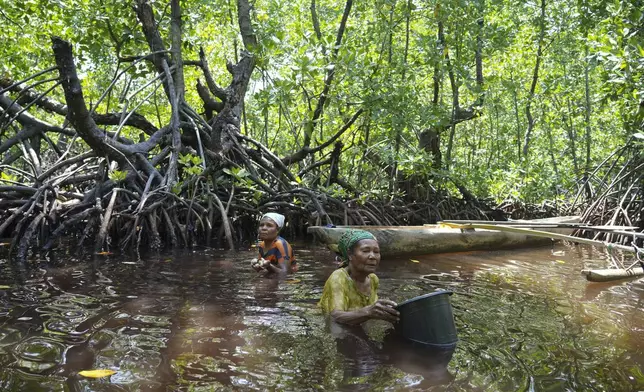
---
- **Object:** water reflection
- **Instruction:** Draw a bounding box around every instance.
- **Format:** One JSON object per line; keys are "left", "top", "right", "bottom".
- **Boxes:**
{"left": 0, "top": 243, "right": 642, "bottom": 391}
{"left": 330, "top": 321, "right": 454, "bottom": 390}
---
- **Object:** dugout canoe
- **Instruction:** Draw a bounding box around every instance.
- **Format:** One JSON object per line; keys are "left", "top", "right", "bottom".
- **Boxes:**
{"left": 307, "top": 216, "right": 581, "bottom": 257}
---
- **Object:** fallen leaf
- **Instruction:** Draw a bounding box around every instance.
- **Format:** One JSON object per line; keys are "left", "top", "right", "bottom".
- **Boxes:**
{"left": 96, "top": 251, "right": 112, "bottom": 256}
{"left": 78, "top": 369, "right": 117, "bottom": 378}
{"left": 0, "top": 285, "right": 11, "bottom": 289}
{"left": 286, "top": 279, "right": 301, "bottom": 284}
{"left": 556, "top": 259, "right": 566, "bottom": 264}
{"left": 410, "top": 259, "right": 420, "bottom": 263}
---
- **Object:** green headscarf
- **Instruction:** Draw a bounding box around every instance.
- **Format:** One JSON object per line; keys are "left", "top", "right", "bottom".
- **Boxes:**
{"left": 337, "top": 229, "right": 377, "bottom": 267}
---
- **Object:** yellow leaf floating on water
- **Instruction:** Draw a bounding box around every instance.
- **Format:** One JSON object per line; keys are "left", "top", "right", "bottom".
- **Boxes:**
{"left": 96, "top": 251, "right": 112, "bottom": 256}
{"left": 78, "top": 369, "right": 117, "bottom": 378}
{"left": 0, "top": 285, "right": 11, "bottom": 289}
{"left": 410, "top": 259, "right": 421, "bottom": 263}
{"left": 555, "top": 259, "right": 566, "bottom": 264}
{"left": 286, "top": 279, "right": 301, "bottom": 284}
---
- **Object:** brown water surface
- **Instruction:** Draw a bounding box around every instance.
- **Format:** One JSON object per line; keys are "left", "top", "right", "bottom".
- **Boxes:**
{"left": 0, "top": 242, "right": 642, "bottom": 391}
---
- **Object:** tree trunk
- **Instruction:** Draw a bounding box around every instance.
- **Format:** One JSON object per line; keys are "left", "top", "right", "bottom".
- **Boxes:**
{"left": 522, "top": 0, "right": 546, "bottom": 158}
{"left": 584, "top": 43, "right": 592, "bottom": 173}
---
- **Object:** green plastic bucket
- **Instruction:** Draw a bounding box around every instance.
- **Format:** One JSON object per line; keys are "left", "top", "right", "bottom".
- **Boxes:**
{"left": 395, "top": 291, "right": 458, "bottom": 348}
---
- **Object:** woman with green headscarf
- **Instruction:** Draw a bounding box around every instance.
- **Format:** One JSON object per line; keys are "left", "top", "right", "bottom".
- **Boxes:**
{"left": 318, "top": 229, "right": 400, "bottom": 325}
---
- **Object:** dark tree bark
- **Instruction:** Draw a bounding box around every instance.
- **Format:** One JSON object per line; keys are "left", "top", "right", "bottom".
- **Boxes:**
{"left": 300, "top": 0, "right": 353, "bottom": 151}
{"left": 427, "top": 1, "right": 485, "bottom": 169}
{"left": 522, "top": 0, "right": 546, "bottom": 158}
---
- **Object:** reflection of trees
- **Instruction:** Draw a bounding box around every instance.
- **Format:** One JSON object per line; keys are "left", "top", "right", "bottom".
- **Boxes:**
{"left": 445, "top": 269, "right": 641, "bottom": 391}
{"left": 2, "top": 246, "right": 641, "bottom": 390}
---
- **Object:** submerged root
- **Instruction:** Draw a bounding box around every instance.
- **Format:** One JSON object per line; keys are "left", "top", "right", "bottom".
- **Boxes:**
{"left": 1, "top": 173, "right": 511, "bottom": 258}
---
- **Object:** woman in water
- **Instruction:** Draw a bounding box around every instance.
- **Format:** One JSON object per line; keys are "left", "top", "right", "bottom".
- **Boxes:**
{"left": 319, "top": 229, "right": 399, "bottom": 324}
{"left": 252, "top": 212, "right": 296, "bottom": 274}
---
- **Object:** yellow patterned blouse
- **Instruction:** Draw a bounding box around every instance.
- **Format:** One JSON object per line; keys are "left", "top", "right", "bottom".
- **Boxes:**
{"left": 318, "top": 268, "right": 379, "bottom": 313}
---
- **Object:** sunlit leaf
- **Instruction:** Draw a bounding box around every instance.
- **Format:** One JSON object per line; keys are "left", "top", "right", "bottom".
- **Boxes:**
{"left": 78, "top": 369, "right": 117, "bottom": 378}
{"left": 410, "top": 259, "right": 420, "bottom": 263}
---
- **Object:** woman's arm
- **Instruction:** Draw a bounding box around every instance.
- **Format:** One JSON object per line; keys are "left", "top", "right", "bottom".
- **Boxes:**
{"left": 260, "top": 239, "right": 289, "bottom": 274}
{"left": 330, "top": 308, "right": 372, "bottom": 325}
{"left": 264, "top": 261, "right": 287, "bottom": 274}
{"left": 330, "top": 299, "right": 399, "bottom": 325}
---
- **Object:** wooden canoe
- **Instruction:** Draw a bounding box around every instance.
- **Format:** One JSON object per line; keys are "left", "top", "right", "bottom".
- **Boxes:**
{"left": 307, "top": 216, "right": 581, "bottom": 257}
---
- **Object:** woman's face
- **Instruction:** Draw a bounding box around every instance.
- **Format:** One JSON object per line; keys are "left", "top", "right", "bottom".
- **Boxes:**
{"left": 349, "top": 239, "right": 381, "bottom": 274}
{"left": 258, "top": 218, "right": 279, "bottom": 242}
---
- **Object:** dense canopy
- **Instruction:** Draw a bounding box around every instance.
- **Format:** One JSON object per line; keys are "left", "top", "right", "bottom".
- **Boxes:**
{"left": 0, "top": 0, "right": 642, "bottom": 256}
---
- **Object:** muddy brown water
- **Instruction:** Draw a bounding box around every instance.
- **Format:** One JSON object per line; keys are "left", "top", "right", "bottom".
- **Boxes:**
{"left": 0, "top": 242, "right": 642, "bottom": 391}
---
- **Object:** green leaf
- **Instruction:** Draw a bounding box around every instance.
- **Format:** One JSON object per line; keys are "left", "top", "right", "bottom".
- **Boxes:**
{"left": 78, "top": 369, "right": 117, "bottom": 378}
{"left": 108, "top": 170, "right": 127, "bottom": 183}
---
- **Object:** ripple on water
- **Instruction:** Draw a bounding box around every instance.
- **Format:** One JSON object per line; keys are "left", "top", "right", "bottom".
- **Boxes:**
{"left": 0, "top": 327, "right": 23, "bottom": 348}
{"left": 0, "top": 245, "right": 642, "bottom": 391}
{"left": 43, "top": 319, "right": 85, "bottom": 336}
{"left": 0, "top": 369, "right": 67, "bottom": 391}
{"left": 12, "top": 337, "right": 65, "bottom": 373}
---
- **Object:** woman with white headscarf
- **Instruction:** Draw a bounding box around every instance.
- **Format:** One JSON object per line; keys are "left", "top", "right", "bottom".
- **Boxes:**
{"left": 252, "top": 212, "right": 297, "bottom": 274}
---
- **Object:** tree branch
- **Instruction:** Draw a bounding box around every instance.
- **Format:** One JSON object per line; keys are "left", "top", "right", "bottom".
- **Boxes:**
{"left": 237, "top": 0, "right": 258, "bottom": 50}
{"left": 1, "top": 78, "right": 159, "bottom": 134}
{"left": 134, "top": 0, "right": 171, "bottom": 77}
{"left": 52, "top": 37, "right": 128, "bottom": 162}
{"left": 0, "top": 94, "right": 72, "bottom": 135}
{"left": 522, "top": 0, "right": 546, "bottom": 157}
{"left": 310, "top": 0, "right": 327, "bottom": 55}
{"left": 196, "top": 79, "right": 224, "bottom": 117}
{"left": 282, "top": 108, "right": 363, "bottom": 165}
{"left": 51, "top": 37, "right": 170, "bottom": 167}
{"left": 170, "top": 0, "right": 185, "bottom": 101}
{"left": 303, "top": 0, "right": 354, "bottom": 148}
{"left": 199, "top": 47, "right": 227, "bottom": 100}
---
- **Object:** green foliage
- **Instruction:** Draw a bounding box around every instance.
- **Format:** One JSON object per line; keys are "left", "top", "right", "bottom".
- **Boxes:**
{"left": 1, "top": 0, "right": 640, "bottom": 204}
{"left": 179, "top": 153, "right": 203, "bottom": 177}
{"left": 108, "top": 169, "right": 127, "bottom": 183}
{"left": 1, "top": 171, "right": 17, "bottom": 183}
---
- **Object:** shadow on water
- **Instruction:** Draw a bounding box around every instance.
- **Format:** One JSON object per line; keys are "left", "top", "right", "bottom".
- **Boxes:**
{"left": 0, "top": 242, "right": 642, "bottom": 391}
{"left": 330, "top": 320, "right": 455, "bottom": 390}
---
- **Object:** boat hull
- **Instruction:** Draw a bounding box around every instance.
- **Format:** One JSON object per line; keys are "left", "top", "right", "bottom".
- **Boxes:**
{"left": 307, "top": 216, "right": 580, "bottom": 257}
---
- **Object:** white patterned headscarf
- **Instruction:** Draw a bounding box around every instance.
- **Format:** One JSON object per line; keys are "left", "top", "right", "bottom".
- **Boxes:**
{"left": 261, "top": 213, "right": 285, "bottom": 229}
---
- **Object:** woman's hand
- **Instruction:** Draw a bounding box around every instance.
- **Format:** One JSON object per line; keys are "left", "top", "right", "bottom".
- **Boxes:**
{"left": 367, "top": 299, "right": 400, "bottom": 323}
{"left": 251, "top": 258, "right": 268, "bottom": 272}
